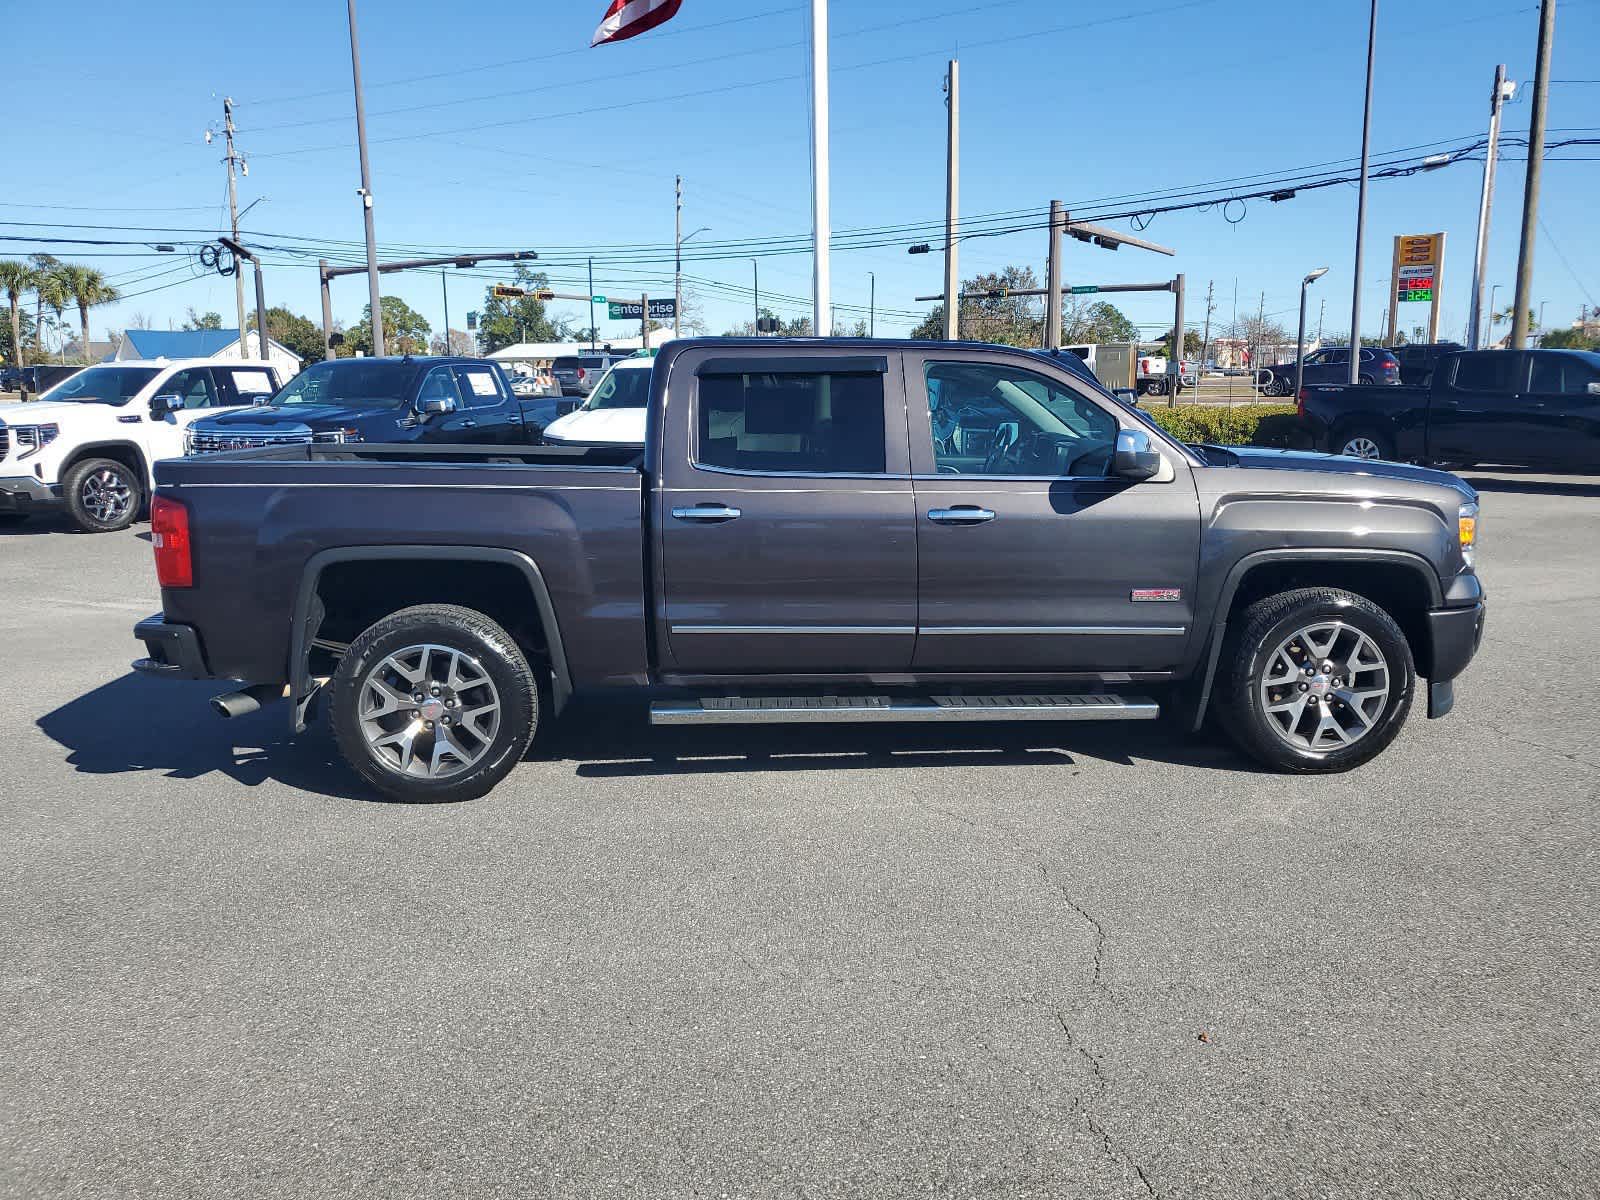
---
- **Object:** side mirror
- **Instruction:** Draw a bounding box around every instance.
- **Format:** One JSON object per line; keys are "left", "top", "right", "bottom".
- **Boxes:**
{"left": 150, "top": 393, "right": 183, "bottom": 418}
{"left": 417, "top": 395, "right": 457, "bottom": 417}
{"left": 1112, "top": 428, "right": 1162, "bottom": 481}
{"left": 1587, "top": 381, "right": 1600, "bottom": 396}
{"left": 1112, "top": 387, "right": 1139, "bottom": 406}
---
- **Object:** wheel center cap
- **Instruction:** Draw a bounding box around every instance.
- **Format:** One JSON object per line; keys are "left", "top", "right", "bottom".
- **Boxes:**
{"left": 419, "top": 697, "right": 446, "bottom": 721}
{"left": 1310, "top": 675, "right": 1330, "bottom": 696}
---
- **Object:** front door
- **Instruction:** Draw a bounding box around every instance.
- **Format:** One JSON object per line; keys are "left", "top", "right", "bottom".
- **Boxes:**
{"left": 1523, "top": 352, "right": 1600, "bottom": 470}
{"left": 656, "top": 348, "right": 917, "bottom": 676}
{"left": 1427, "top": 351, "right": 1539, "bottom": 465}
{"left": 906, "top": 350, "right": 1202, "bottom": 674}
{"left": 145, "top": 367, "right": 222, "bottom": 466}
{"left": 451, "top": 363, "right": 519, "bottom": 444}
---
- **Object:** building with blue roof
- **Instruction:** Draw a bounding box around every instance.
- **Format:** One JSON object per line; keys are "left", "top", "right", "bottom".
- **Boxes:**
{"left": 114, "top": 328, "right": 303, "bottom": 379}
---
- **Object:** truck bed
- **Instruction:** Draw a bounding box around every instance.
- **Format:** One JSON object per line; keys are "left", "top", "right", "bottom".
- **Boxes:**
{"left": 153, "top": 443, "right": 649, "bottom": 690}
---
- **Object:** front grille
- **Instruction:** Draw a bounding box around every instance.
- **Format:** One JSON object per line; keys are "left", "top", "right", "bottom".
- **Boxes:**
{"left": 0, "top": 426, "right": 9, "bottom": 462}
{"left": 13, "top": 426, "right": 40, "bottom": 454}
{"left": 187, "top": 429, "right": 314, "bottom": 455}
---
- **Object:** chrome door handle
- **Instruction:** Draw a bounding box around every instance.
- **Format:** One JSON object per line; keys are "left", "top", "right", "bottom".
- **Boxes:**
{"left": 458, "top": 419, "right": 477, "bottom": 428}
{"left": 928, "top": 506, "right": 996, "bottom": 524}
{"left": 671, "top": 504, "right": 742, "bottom": 522}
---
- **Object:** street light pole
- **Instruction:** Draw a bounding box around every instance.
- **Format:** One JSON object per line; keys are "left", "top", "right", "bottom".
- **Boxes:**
{"left": 752, "top": 259, "right": 759, "bottom": 329}
{"left": 345, "top": 0, "right": 384, "bottom": 356}
{"left": 440, "top": 270, "right": 450, "bottom": 355}
{"left": 1348, "top": 0, "right": 1378, "bottom": 383}
{"left": 1468, "top": 64, "right": 1513, "bottom": 351}
{"left": 942, "top": 59, "right": 960, "bottom": 341}
{"left": 1296, "top": 267, "right": 1330, "bottom": 400}
{"left": 869, "top": 272, "right": 875, "bottom": 336}
{"left": 1487, "top": 282, "right": 1502, "bottom": 346}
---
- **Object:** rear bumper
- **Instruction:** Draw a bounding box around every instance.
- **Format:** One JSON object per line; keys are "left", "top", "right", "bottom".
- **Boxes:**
{"left": 132, "top": 615, "right": 214, "bottom": 680}
{"left": 0, "top": 474, "right": 61, "bottom": 512}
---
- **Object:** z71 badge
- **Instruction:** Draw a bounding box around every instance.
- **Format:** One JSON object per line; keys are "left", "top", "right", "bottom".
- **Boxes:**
{"left": 1131, "top": 588, "right": 1182, "bottom": 602}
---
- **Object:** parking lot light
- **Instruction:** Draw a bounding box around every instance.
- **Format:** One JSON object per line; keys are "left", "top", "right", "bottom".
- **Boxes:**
{"left": 1296, "top": 267, "right": 1331, "bottom": 400}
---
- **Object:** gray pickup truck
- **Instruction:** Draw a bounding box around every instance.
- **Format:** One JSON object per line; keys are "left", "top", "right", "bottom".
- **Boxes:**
{"left": 133, "top": 338, "right": 1486, "bottom": 802}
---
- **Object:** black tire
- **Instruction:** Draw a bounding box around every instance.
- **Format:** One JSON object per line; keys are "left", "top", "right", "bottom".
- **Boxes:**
{"left": 330, "top": 603, "right": 539, "bottom": 803}
{"left": 1335, "top": 425, "right": 1394, "bottom": 461}
{"left": 62, "top": 456, "right": 141, "bottom": 533}
{"left": 1215, "top": 587, "right": 1415, "bottom": 774}
{"left": 1359, "top": 373, "right": 1376, "bottom": 386}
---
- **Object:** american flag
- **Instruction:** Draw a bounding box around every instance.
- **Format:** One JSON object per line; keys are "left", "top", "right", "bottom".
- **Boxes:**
{"left": 591, "top": 0, "right": 684, "bottom": 47}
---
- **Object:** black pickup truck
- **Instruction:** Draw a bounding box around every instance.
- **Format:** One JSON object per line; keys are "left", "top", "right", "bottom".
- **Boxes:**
{"left": 133, "top": 338, "right": 1486, "bottom": 802}
{"left": 184, "top": 355, "right": 576, "bottom": 453}
{"left": 1300, "top": 347, "right": 1600, "bottom": 469}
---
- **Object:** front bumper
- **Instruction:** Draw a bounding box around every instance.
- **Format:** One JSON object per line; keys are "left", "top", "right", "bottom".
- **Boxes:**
{"left": 1422, "top": 598, "right": 1487, "bottom": 719}
{"left": 132, "top": 615, "right": 213, "bottom": 680}
{"left": 0, "top": 474, "right": 61, "bottom": 513}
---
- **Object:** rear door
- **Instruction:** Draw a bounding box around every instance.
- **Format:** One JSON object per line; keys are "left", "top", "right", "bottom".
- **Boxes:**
{"left": 907, "top": 349, "right": 1202, "bottom": 674}
{"left": 1522, "top": 352, "right": 1600, "bottom": 470}
{"left": 451, "top": 363, "right": 520, "bottom": 444}
{"left": 656, "top": 348, "right": 917, "bottom": 675}
{"left": 212, "top": 365, "right": 280, "bottom": 408}
{"left": 1426, "top": 351, "right": 1534, "bottom": 465}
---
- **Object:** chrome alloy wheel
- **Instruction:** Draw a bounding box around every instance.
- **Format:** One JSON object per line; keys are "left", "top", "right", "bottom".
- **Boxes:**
{"left": 1259, "top": 621, "right": 1390, "bottom": 751}
{"left": 358, "top": 643, "right": 501, "bottom": 779}
{"left": 1341, "top": 436, "right": 1381, "bottom": 460}
{"left": 81, "top": 467, "right": 134, "bottom": 523}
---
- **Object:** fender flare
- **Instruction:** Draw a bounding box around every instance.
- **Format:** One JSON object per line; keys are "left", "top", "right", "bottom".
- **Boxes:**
{"left": 1188, "top": 547, "right": 1443, "bottom": 732}
{"left": 288, "top": 544, "right": 574, "bottom": 732}
{"left": 61, "top": 440, "right": 151, "bottom": 484}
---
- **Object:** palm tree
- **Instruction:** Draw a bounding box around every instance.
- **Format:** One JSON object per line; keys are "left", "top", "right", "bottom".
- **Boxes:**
{"left": 0, "top": 260, "right": 34, "bottom": 368}
{"left": 28, "top": 254, "right": 64, "bottom": 363}
{"left": 58, "top": 265, "right": 119, "bottom": 365}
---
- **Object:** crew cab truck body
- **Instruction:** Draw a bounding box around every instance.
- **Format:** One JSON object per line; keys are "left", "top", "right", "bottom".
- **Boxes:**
{"left": 1301, "top": 347, "right": 1600, "bottom": 469}
{"left": 184, "top": 355, "right": 562, "bottom": 453}
{"left": 134, "top": 338, "right": 1486, "bottom": 802}
{"left": 0, "top": 358, "right": 280, "bottom": 531}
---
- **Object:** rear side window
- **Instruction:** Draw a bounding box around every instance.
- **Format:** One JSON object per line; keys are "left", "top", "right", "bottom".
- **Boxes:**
{"left": 1451, "top": 352, "right": 1515, "bottom": 393}
{"left": 1529, "top": 355, "right": 1600, "bottom": 395}
{"left": 216, "top": 367, "right": 278, "bottom": 404}
{"left": 553, "top": 357, "right": 579, "bottom": 372}
{"left": 696, "top": 370, "right": 886, "bottom": 474}
{"left": 454, "top": 365, "right": 504, "bottom": 409}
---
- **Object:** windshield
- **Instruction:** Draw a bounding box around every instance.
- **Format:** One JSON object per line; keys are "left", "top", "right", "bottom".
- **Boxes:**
{"left": 39, "top": 366, "right": 160, "bottom": 406}
{"left": 583, "top": 367, "right": 652, "bottom": 411}
{"left": 271, "top": 360, "right": 416, "bottom": 407}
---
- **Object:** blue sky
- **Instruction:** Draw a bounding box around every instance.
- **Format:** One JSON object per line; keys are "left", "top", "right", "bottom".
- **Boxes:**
{"left": 4, "top": 0, "right": 1597, "bottom": 347}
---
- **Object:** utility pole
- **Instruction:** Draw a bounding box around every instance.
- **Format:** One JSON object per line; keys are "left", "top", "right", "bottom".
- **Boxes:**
{"left": 221, "top": 98, "right": 248, "bottom": 350}
{"left": 943, "top": 59, "right": 960, "bottom": 341}
{"left": 1317, "top": 297, "right": 1325, "bottom": 343}
{"left": 810, "top": 0, "right": 831, "bottom": 336}
{"left": 641, "top": 293, "right": 650, "bottom": 349}
{"left": 1044, "top": 200, "right": 1065, "bottom": 349}
{"left": 346, "top": 0, "right": 384, "bottom": 356}
{"left": 752, "top": 259, "right": 759, "bottom": 329}
{"left": 588, "top": 257, "right": 596, "bottom": 350}
{"left": 320, "top": 258, "right": 335, "bottom": 360}
{"left": 1512, "top": 0, "right": 1556, "bottom": 351}
{"left": 674, "top": 175, "right": 683, "bottom": 340}
{"left": 1199, "top": 278, "right": 1215, "bottom": 377}
{"left": 1167, "top": 274, "right": 1185, "bottom": 407}
{"left": 440, "top": 270, "right": 450, "bottom": 355}
{"left": 1348, "top": 0, "right": 1378, "bottom": 383}
{"left": 1468, "top": 64, "right": 1513, "bottom": 350}
{"left": 869, "top": 272, "right": 876, "bottom": 336}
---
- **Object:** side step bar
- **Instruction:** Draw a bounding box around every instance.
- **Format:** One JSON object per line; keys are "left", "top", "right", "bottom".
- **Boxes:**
{"left": 650, "top": 694, "right": 1159, "bottom": 726}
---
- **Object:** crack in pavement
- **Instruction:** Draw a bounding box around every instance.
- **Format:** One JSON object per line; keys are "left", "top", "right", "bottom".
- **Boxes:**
{"left": 922, "top": 801, "right": 1161, "bottom": 1198}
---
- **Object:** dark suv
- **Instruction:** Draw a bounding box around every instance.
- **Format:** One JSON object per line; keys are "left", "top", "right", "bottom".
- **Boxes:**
{"left": 1386, "top": 341, "right": 1466, "bottom": 386}
{"left": 1264, "top": 346, "right": 1401, "bottom": 394}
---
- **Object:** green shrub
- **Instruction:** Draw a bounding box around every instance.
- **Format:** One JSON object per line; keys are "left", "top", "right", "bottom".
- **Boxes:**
{"left": 1138, "top": 402, "right": 1308, "bottom": 448}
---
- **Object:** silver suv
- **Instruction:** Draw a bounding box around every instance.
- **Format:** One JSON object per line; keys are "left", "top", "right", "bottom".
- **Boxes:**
{"left": 552, "top": 351, "right": 630, "bottom": 397}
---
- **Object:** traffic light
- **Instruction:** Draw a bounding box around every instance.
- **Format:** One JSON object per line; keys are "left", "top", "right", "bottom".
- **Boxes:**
{"left": 492, "top": 285, "right": 526, "bottom": 299}
{"left": 756, "top": 316, "right": 780, "bottom": 334}
{"left": 534, "top": 291, "right": 556, "bottom": 301}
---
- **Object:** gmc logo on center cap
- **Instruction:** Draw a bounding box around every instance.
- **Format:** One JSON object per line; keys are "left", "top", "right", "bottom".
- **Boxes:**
{"left": 1132, "top": 588, "right": 1182, "bottom": 602}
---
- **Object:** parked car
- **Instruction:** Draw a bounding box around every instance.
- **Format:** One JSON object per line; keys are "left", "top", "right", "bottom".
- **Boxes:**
{"left": 184, "top": 356, "right": 572, "bottom": 454}
{"left": 509, "top": 368, "right": 561, "bottom": 399}
{"left": 1136, "top": 352, "right": 1197, "bottom": 396}
{"left": 1263, "top": 346, "right": 1401, "bottom": 395}
{"left": 1386, "top": 341, "right": 1466, "bottom": 387}
{"left": 0, "top": 359, "right": 281, "bottom": 531}
{"left": 540, "top": 357, "right": 654, "bottom": 446}
{"left": 552, "top": 350, "right": 632, "bottom": 397}
{"left": 134, "top": 337, "right": 1484, "bottom": 802}
{"left": 1299, "top": 347, "right": 1600, "bottom": 468}
{"left": 2, "top": 363, "right": 84, "bottom": 397}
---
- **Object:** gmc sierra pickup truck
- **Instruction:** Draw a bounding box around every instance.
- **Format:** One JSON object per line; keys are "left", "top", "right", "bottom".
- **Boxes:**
{"left": 133, "top": 338, "right": 1486, "bottom": 803}
{"left": 1300, "top": 347, "right": 1600, "bottom": 468}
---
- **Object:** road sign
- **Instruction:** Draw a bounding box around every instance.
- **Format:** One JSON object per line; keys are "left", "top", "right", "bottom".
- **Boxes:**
{"left": 492, "top": 285, "right": 526, "bottom": 299}
{"left": 591, "top": 295, "right": 606, "bottom": 304}
{"left": 608, "top": 299, "right": 677, "bottom": 321}
{"left": 1068, "top": 285, "right": 1098, "bottom": 295}
{"left": 1397, "top": 264, "right": 1435, "bottom": 303}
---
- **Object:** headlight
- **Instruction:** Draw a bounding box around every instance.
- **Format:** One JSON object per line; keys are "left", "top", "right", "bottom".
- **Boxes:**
{"left": 312, "top": 428, "right": 362, "bottom": 444}
{"left": 1458, "top": 501, "right": 1479, "bottom": 567}
{"left": 16, "top": 423, "right": 59, "bottom": 459}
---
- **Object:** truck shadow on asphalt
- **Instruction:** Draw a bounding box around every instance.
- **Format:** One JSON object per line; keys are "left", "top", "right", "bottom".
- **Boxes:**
{"left": 37, "top": 672, "right": 370, "bottom": 802}
{"left": 1459, "top": 472, "right": 1600, "bottom": 498}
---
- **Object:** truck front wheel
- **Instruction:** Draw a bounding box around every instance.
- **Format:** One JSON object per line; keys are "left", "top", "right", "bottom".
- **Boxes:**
{"left": 63, "top": 457, "right": 141, "bottom": 533}
{"left": 1215, "top": 587, "right": 1414, "bottom": 774}
{"left": 330, "top": 604, "right": 539, "bottom": 803}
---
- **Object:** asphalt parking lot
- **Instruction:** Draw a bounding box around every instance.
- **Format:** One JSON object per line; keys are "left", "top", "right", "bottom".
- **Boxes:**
{"left": 3, "top": 471, "right": 1597, "bottom": 1199}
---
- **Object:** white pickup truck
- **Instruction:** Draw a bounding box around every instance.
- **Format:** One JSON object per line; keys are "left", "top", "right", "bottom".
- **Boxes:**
{"left": 0, "top": 358, "right": 282, "bottom": 532}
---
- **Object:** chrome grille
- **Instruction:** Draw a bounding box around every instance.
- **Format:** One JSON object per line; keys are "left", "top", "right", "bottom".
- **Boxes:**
{"left": 13, "top": 426, "right": 40, "bottom": 453}
{"left": 0, "top": 426, "right": 9, "bottom": 462}
{"left": 187, "top": 429, "right": 314, "bottom": 454}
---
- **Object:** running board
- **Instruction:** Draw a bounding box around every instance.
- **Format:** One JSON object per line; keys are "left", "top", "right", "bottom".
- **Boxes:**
{"left": 650, "top": 694, "right": 1160, "bottom": 726}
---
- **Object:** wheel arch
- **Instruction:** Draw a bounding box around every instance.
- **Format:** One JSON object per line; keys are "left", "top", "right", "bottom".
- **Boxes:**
{"left": 289, "top": 545, "right": 573, "bottom": 733}
{"left": 1326, "top": 413, "right": 1394, "bottom": 454}
{"left": 61, "top": 440, "right": 150, "bottom": 484}
{"left": 1188, "top": 548, "right": 1442, "bottom": 731}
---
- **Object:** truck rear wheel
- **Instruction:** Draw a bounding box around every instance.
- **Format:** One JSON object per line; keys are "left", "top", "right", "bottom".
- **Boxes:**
{"left": 330, "top": 604, "right": 539, "bottom": 803}
{"left": 1337, "top": 427, "right": 1393, "bottom": 461}
{"left": 1215, "top": 587, "right": 1414, "bottom": 774}
{"left": 63, "top": 457, "right": 141, "bottom": 533}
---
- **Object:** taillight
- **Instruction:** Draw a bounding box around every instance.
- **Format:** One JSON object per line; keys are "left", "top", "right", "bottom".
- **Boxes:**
{"left": 577, "top": 368, "right": 587, "bottom": 381}
{"left": 1296, "top": 388, "right": 1307, "bottom": 419}
{"left": 151, "top": 495, "right": 193, "bottom": 588}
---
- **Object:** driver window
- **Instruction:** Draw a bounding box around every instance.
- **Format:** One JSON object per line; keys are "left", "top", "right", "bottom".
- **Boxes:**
{"left": 163, "top": 369, "right": 216, "bottom": 410}
{"left": 924, "top": 362, "right": 1119, "bottom": 477}
{"left": 418, "top": 367, "right": 462, "bottom": 408}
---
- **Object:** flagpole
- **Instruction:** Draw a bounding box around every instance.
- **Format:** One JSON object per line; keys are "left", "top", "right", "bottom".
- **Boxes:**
{"left": 810, "top": 0, "right": 830, "bottom": 337}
